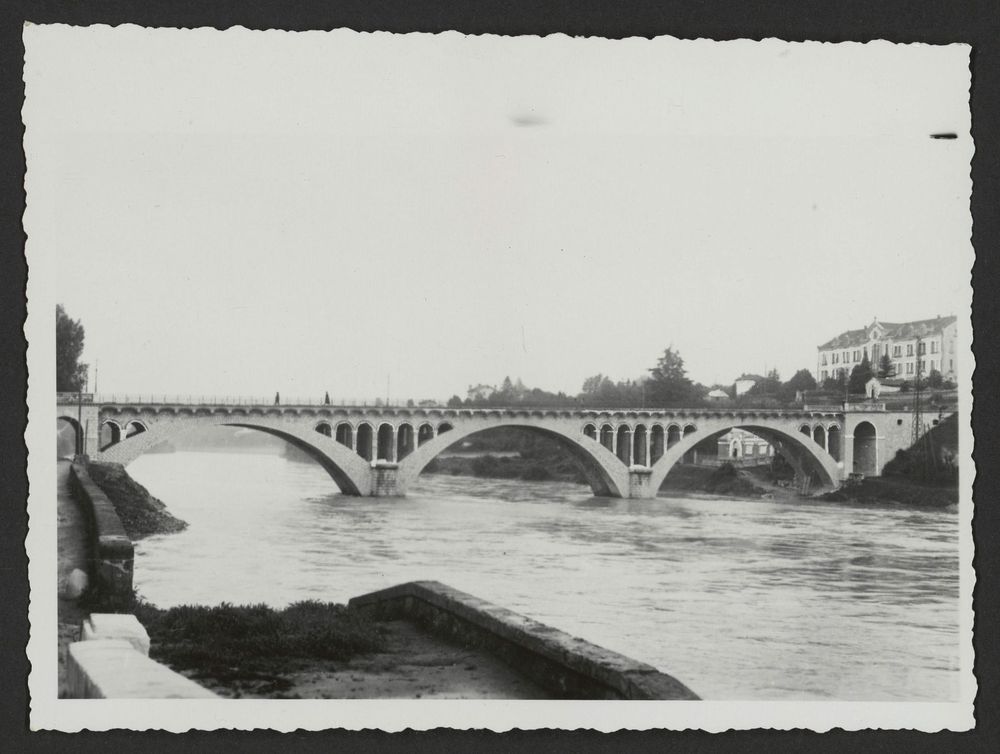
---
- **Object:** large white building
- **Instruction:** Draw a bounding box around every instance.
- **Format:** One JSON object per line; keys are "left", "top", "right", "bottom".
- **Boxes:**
{"left": 817, "top": 316, "right": 957, "bottom": 384}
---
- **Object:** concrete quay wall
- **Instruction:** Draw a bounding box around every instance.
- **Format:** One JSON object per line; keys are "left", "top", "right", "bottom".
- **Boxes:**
{"left": 349, "top": 580, "right": 699, "bottom": 700}
{"left": 68, "top": 459, "right": 134, "bottom": 600}
{"left": 67, "top": 614, "right": 218, "bottom": 699}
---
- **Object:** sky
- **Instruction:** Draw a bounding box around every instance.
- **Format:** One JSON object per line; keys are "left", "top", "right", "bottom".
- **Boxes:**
{"left": 24, "top": 26, "right": 972, "bottom": 402}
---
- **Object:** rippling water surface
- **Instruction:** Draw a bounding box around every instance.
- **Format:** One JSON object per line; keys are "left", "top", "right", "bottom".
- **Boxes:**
{"left": 129, "top": 451, "right": 960, "bottom": 701}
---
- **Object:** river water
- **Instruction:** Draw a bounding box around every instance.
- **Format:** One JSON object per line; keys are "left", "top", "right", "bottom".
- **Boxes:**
{"left": 128, "top": 450, "right": 960, "bottom": 701}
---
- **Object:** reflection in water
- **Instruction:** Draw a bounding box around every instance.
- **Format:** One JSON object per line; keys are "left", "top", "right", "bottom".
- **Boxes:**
{"left": 129, "top": 451, "right": 960, "bottom": 701}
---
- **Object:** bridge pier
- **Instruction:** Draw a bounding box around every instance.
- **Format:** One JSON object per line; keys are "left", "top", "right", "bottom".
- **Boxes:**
{"left": 371, "top": 461, "right": 401, "bottom": 497}
{"left": 627, "top": 466, "right": 656, "bottom": 499}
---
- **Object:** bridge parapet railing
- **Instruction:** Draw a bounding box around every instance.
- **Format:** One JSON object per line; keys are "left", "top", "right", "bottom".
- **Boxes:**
{"left": 57, "top": 392, "right": 94, "bottom": 403}
{"left": 89, "top": 395, "right": 444, "bottom": 408}
{"left": 842, "top": 402, "right": 886, "bottom": 412}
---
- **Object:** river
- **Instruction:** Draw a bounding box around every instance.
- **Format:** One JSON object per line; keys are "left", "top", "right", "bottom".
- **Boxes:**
{"left": 127, "top": 450, "right": 960, "bottom": 701}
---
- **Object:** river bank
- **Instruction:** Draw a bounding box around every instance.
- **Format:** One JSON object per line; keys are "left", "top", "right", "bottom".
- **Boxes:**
{"left": 817, "top": 476, "right": 958, "bottom": 507}
{"left": 86, "top": 460, "right": 188, "bottom": 539}
{"left": 424, "top": 453, "right": 958, "bottom": 507}
{"left": 131, "top": 600, "right": 548, "bottom": 699}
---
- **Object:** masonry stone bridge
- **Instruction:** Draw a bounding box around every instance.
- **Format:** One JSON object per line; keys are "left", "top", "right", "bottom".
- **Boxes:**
{"left": 56, "top": 396, "right": 924, "bottom": 499}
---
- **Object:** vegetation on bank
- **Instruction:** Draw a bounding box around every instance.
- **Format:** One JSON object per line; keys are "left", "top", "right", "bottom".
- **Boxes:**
{"left": 131, "top": 600, "right": 386, "bottom": 696}
{"left": 86, "top": 460, "right": 188, "bottom": 540}
{"left": 425, "top": 453, "right": 587, "bottom": 484}
{"left": 82, "top": 587, "right": 387, "bottom": 697}
{"left": 818, "top": 477, "right": 957, "bottom": 507}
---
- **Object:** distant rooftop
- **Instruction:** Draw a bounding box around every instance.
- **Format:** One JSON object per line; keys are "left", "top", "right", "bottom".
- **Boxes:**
{"left": 819, "top": 316, "right": 957, "bottom": 350}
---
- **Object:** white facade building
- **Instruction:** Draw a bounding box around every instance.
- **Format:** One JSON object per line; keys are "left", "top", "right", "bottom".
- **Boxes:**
{"left": 816, "top": 316, "right": 957, "bottom": 384}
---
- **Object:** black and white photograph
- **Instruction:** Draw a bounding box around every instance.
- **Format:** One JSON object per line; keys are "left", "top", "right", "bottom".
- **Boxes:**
{"left": 23, "top": 23, "right": 975, "bottom": 731}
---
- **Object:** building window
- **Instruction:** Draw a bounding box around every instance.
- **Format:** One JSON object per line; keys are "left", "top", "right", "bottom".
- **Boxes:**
{"left": 907, "top": 363, "right": 914, "bottom": 375}
{"left": 821, "top": 370, "right": 827, "bottom": 380}
{"left": 920, "top": 359, "right": 926, "bottom": 372}
{"left": 950, "top": 359, "right": 954, "bottom": 371}
{"left": 832, "top": 353, "right": 838, "bottom": 364}
{"left": 821, "top": 354, "right": 827, "bottom": 366}
{"left": 853, "top": 350, "right": 859, "bottom": 362}
{"left": 918, "top": 342, "right": 926, "bottom": 355}
{"left": 930, "top": 360, "right": 936, "bottom": 371}
{"left": 893, "top": 345, "right": 901, "bottom": 357}
{"left": 931, "top": 341, "right": 938, "bottom": 354}
{"left": 907, "top": 344, "right": 914, "bottom": 356}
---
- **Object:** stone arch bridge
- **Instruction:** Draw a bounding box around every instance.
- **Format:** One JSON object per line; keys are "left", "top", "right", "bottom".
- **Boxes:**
{"left": 57, "top": 397, "right": 922, "bottom": 499}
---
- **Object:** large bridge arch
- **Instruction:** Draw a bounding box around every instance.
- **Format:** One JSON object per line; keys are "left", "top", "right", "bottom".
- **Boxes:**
{"left": 647, "top": 419, "right": 842, "bottom": 493}
{"left": 396, "top": 417, "right": 630, "bottom": 497}
{"left": 96, "top": 415, "right": 374, "bottom": 495}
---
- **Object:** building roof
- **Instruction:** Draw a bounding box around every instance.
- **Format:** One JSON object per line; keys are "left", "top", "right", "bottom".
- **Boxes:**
{"left": 818, "top": 316, "right": 956, "bottom": 350}
{"left": 734, "top": 373, "right": 765, "bottom": 383}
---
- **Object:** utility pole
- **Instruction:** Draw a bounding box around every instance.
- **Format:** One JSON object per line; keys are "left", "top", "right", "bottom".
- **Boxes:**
{"left": 912, "top": 337, "right": 924, "bottom": 447}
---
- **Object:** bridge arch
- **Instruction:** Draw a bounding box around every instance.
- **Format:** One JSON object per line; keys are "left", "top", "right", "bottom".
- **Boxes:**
{"left": 100, "top": 419, "right": 123, "bottom": 449}
{"left": 648, "top": 419, "right": 841, "bottom": 493}
{"left": 417, "top": 422, "right": 434, "bottom": 446}
{"left": 96, "top": 415, "right": 373, "bottom": 495}
{"left": 827, "top": 425, "right": 842, "bottom": 462}
{"left": 396, "top": 422, "right": 416, "bottom": 459}
{"left": 57, "top": 415, "right": 84, "bottom": 457}
{"left": 355, "top": 422, "right": 374, "bottom": 461}
{"left": 125, "top": 419, "right": 148, "bottom": 438}
{"left": 335, "top": 421, "right": 353, "bottom": 449}
{"left": 853, "top": 421, "right": 878, "bottom": 475}
{"left": 396, "top": 418, "right": 630, "bottom": 498}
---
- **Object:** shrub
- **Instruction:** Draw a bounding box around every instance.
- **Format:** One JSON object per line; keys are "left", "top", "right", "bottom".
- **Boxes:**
{"left": 132, "top": 599, "right": 386, "bottom": 694}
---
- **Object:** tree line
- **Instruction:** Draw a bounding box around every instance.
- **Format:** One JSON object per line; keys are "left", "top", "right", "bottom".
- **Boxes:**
{"left": 448, "top": 347, "right": 825, "bottom": 409}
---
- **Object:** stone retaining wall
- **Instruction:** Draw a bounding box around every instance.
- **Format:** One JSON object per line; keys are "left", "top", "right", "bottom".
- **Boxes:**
{"left": 69, "top": 459, "right": 134, "bottom": 599}
{"left": 349, "top": 581, "right": 699, "bottom": 700}
{"left": 67, "top": 614, "right": 218, "bottom": 698}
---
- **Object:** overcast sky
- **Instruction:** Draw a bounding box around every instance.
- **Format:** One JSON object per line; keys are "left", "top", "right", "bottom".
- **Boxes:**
{"left": 24, "top": 26, "right": 972, "bottom": 401}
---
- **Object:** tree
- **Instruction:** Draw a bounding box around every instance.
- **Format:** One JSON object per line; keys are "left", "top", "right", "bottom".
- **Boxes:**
{"left": 580, "top": 374, "right": 607, "bottom": 395}
{"left": 745, "top": 370, "right": 781, "bottom": 398}
{"left": 646, "top": 347, "right": 695, "bottom": 406}
{"left": 878, "top": 353, "right": 893, "bottom": 379}
{"left": 848, "top": 353, "right": 874, "bottom": 394}
{"left": 778, "top": 369, "right": 817, "bottom": 403}
{"left": 926, "top": 369, "right": 943, "bottom": 389}
{"left": 56, "top": 305, "right": 88, "bottom": 392}
{"left": 446, "top": 395, "right": 463, "bottom": 408}
{"left": 822, "top": 372, "right": 845, "bottom": 394}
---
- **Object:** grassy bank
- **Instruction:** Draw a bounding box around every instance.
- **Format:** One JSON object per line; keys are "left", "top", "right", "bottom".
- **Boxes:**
{"left": 87, "top": 460, "right": 188, "bottom": 540}
{"left": 424, "top": 453, "right": 587, "bottom": 484}
{"left": 818, "top": 476, "right": 958, "bottom": 507}
{"left": 130, "top": 600, "right": 386, "bottom": 697}
{"left": 659, "top": 463, "right": 775, "bottom": 498}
